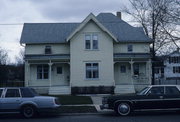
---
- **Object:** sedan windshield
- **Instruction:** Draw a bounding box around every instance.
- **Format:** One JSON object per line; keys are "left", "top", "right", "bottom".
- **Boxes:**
{"left": 137, "top": 87, "right": 150, "bottom": 95}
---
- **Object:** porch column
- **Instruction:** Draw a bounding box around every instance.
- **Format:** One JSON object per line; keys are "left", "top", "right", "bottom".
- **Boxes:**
{"left": 129, "top": 60, "right": 134, "bottom": 85}
{"left": 48, "top": 62, "right": 53, "bottom": 87}
{"left": 148, "top": 59, "right": 152, "bottom": 84}
{"left": 146, "top": 59, "right": 152, "bottom": 84}
{"left": 25, "top": 61, "right": 30, "bottom": 87}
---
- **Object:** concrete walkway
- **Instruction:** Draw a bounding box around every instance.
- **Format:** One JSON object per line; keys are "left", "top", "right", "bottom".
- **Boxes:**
{"left": 91, "top": 95, "right": 113, "bottom": 112}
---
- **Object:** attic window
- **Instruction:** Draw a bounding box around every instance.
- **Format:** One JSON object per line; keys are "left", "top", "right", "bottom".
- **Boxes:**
{"left": 45, "top": 46, "right": 51, "bottom": 54}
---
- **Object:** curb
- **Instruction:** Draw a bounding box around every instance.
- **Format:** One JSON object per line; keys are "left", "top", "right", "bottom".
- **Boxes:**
{"left": 58, "top": 111, "right": 114, "bottom": 116}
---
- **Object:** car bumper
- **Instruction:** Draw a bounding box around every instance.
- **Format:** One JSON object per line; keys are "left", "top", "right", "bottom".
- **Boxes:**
{"left": 100, "top": 104, "right": 109, "bottom": 110}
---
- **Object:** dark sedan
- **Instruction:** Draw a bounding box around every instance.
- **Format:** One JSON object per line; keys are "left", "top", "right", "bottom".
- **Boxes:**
{"left": 100, "top": 85, "right": 180, "bottom": 116}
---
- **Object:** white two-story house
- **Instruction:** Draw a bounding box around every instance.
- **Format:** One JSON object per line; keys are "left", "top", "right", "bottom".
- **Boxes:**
{"left": 20, "top": 12, "right": 153, "bottom": 95}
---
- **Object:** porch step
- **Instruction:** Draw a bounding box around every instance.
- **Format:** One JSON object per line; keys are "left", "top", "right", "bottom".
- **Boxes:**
{"left": 114, "top": 85, "right": 135, "bottom": 94}
{"left": 48, "top": 86, "right": 71, "bottom": 95}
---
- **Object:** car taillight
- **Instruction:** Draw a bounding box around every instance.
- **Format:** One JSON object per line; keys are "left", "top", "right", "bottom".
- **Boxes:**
{"left": 54, "top": 98, "right": 60, "bottom": 105}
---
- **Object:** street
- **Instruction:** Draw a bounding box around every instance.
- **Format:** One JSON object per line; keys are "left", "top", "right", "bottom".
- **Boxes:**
{"left": 1, "top": 111, "right": 180, "bottom": 122}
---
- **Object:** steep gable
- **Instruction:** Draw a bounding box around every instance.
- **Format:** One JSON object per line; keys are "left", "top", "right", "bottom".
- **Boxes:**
{"left": 66, "top": 13, "right": 117, "bottom": 42}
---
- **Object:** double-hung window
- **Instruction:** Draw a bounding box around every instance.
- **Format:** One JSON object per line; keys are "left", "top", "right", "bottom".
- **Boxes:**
{"left": 85, "top": 34, "right": 98, "bottom": 50}
{"left": 86, "top": 63, "right": 99, "bottom": 79}
{"left": 37, "top": 65, "right": 49, "bottom": 79}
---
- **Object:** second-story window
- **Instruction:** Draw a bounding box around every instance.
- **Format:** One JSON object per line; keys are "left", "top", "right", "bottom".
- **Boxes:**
{"left": 45, "top": 46, "right": 52, "bottom": 54}
{"left": 127, "top": 45, "right": 133, "bottom": 52}
{"left": 92, "top": 35, "right": 98, "bottom": 49}
{"left": 85, "top": 35, "right": 91, "bottom": 49}
{"left": 85, "top": 34, "right": 98, "bottom": 50}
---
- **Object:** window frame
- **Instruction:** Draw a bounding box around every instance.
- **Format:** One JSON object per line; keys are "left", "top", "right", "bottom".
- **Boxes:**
{"left": 45, "top": 45, "right": 52, "bottom": 54}
{"left": 85, "top": 34, "right": 99, "bottom": 50}
{"left": 127, "top": 44, "right": 133, "bottom": 52}
{"left": 37, "top": 65, "right": 49, "bottom": 80}
{"left": 85, "top": 63, "right": 99, "bottom": 79}
{"left": 57, "top": 66, "right": 63, "bottom": 74}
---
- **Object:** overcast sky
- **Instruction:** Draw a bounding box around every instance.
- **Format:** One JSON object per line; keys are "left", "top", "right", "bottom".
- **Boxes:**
{"left": 0, "top": 0, "right": 132, "bottom": 63}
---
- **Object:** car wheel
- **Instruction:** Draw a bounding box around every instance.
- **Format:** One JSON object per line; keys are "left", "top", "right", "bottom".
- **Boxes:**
{"left": 116, "top": 103, "right": 131, "bottom": 116}
{"left": 21, "top": 105, "right": 37, "bottom": 118}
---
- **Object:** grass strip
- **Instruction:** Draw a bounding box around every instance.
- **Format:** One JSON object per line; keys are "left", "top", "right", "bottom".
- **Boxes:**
{"left": 59, "top": 106, "right": 97, "bottom": 113}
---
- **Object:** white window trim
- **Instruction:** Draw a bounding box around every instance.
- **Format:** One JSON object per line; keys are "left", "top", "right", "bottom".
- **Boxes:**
{"left": 85, "top": 62, "right": 99, "bottom": 80}
{"left": 85, "top": 34, "right": 99, "bottom": 50}
{"left": 37, "top": 65, "right": 49, "bottom": 80}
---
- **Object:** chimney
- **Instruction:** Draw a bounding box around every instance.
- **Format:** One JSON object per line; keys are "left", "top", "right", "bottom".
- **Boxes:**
{"left": 116, "top": 12, "right": 121, "bottom": 19}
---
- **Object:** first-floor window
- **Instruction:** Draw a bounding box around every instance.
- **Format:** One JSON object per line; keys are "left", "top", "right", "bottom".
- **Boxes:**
{"left": 37, "top": 65, "right": 49, "bottom": 79}
{"left": 173, "top": 66, "right": 180, "bottom": 73}
{"left": 134, "top": 63, "right": 139, "bottom": 75}
{"left": 86, "top": 63, "right": 99, "bottom": 79}
{"left": 120, "top": 65, "right": 126, "bottom": 73}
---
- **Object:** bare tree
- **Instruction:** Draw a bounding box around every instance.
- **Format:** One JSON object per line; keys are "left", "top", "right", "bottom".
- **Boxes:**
{"left": 123, "top": 0, "right": 180, "bottom": 55}
{"left": 123, "top": 0, "right": 180, "bottom": 84}
{"left": 15, "top": 48, "right": 25, "bottom": 65}
{"left": 0, "top": 47, "right": 9, "bottom": 65}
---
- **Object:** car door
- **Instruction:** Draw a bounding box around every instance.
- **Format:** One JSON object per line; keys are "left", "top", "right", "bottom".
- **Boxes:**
{"left": 163, "top": 86, "right": 180, "bottom": 109}
{"left": 135, "top": 86, "right": 165, "bottom": 109}
{"left": 1, "top": 88, "right": 22, "bottom": 111}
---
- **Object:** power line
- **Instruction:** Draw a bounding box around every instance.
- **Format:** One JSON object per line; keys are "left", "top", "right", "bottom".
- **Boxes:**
{"left": 0, "top": 23, "right": 24, "bottom": 25}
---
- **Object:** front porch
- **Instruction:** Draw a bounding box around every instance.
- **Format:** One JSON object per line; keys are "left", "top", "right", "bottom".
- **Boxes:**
{"left": 25, "top": 54, "right": 71, "bottom": 94}
{"left": 114, "top": 53, "right": 152, "bottom": 94}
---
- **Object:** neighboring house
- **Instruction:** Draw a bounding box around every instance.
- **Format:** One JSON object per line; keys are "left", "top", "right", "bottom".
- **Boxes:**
{"left": 154, "top": 49, "right": 180, "bottom": 85}
{"left": 154, "top": 57, "right": 165, "bottom": 85}
{"left": 20, "top": 12, "right": 152, "bottom": 95}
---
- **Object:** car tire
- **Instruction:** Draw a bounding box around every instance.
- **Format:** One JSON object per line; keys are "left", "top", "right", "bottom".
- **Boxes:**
{"left": 115, "top": 103, "right": 131, "bottom": 116}
{"left": 21, "top": 105, "right": 37, "bottom": 118}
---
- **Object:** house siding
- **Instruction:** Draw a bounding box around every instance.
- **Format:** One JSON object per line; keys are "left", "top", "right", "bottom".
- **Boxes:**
{"left": 70, "top": 21, "right": 114, "bottom": 87}
{"left": 114, "top": 43, "right": 150, "bottom": 53}
{"left": 25, "top": 44, "right": 70, "bottom": 55}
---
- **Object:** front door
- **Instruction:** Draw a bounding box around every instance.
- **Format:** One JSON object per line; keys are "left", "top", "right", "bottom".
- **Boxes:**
{"left": 52, "top": 64, "right": 69, "bottom": 86}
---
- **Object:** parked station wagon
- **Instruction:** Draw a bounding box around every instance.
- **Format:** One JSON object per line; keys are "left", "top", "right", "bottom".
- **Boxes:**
{"left": 100, "top": 85, "right": 180, "bottom": 116}
{"left": 0, "top": 87, "right": 60, "bottom": 118}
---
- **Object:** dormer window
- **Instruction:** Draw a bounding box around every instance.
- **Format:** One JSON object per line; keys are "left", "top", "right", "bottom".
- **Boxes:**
{"left": 45, "top": 46, "right": 51, "bottom": 54}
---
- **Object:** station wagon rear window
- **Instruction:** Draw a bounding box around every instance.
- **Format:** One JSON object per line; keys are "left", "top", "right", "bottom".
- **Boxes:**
{"left": 5, "top": 89, "right": 20, "bottom": 98}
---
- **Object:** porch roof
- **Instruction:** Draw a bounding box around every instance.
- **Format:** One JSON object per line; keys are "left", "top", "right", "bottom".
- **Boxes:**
{"left": 25, "top": 54, "right": 70, "bottom": 60}
{"left": 114, "top": 53, "right": 151, "bottom": 59}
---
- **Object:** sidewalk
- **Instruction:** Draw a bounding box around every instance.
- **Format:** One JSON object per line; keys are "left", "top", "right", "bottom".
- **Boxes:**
{"left": 58, "top": 95, "right": 113, "bottom": 114}
{"left": 91, "top": 95, "right": 113, "bottom": 113}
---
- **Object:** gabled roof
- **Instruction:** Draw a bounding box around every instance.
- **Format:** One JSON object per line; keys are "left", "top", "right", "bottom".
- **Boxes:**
{"left": 20, "top": 13, "right": 152, "bottom": 44}
{"left": 20, "top": 23, "right": 79, "bottom": 44}
{"left": 66, "top": 13, "right": 117, "bottom": 42}
{"left": 96, "top": 13, "right": 152, "bottom": 42}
